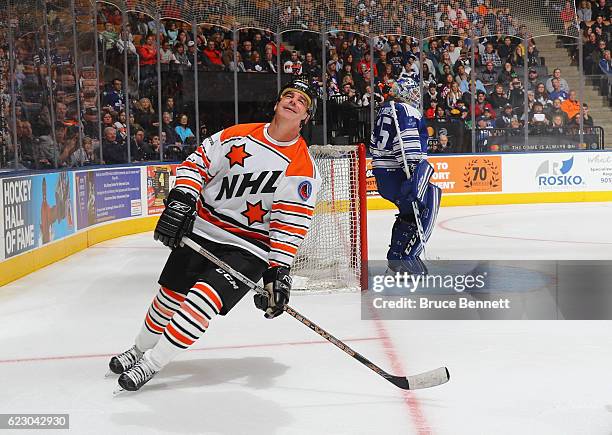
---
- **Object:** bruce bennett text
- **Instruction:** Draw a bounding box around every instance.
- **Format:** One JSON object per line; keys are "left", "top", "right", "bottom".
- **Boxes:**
{"left": 372, "top": 297, "right": 511, "bottom": 310}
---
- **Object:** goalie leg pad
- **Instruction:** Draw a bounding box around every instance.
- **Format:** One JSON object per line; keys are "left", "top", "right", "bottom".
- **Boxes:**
{"left": 387, "top": 214, "right": 418, "bottom": 262}
{"left": 404, "top": 183, "right": 442, "bottom": 258}
{"left": 413, "top": 159, "right": 435, "bottom": 204}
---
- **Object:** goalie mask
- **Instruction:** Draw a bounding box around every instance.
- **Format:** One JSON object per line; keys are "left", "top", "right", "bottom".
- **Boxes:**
{"left": 278, "top": 78, "right": 318, "bottom": 122}
{"left": 384, "top": 73, "right": 421, "bottom": 109}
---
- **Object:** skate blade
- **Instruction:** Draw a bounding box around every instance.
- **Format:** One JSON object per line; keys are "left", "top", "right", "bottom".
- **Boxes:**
{"left": 104, "top": 370, "right": 116, "bottom": 378}
{"left": 112, "top": 385, "right": 126, "bottom": 396}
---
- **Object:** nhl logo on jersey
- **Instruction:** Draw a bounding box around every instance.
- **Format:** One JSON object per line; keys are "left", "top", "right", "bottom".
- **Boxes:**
{"left": 297, "top": 180, "right": 312, "bottom": 201}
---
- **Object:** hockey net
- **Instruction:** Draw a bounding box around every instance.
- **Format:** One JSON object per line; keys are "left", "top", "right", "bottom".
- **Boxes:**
{"left": 291, "top": 144, "right": 368, "bottom": 293}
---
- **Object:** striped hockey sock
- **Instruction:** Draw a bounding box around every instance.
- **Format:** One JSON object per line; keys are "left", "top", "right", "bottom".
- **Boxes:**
{"left": 148, "top": 281, "right": 223, "bottom": 369}
{"left": 135, "top": 286, "right": 186, "bottom": 352}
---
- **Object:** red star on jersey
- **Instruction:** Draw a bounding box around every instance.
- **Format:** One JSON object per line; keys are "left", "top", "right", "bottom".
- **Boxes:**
{"left": 241, "top": 201, "right": 268, "bottom": 225}
{"left": 225, "top": 144, "right": 251, "bottom": 168}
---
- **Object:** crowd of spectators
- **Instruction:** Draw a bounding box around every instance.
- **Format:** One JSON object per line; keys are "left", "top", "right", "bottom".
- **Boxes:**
{"left": 575, "top": 0, "right": 611, "bottom": 75}
{"left": 0, "top": 0, "right": 607, "bottom": 169}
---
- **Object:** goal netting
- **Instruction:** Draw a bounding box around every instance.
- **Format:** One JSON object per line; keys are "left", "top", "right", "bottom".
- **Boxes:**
{"left": 291, "top": 144, "right": 368, "bottom": 292}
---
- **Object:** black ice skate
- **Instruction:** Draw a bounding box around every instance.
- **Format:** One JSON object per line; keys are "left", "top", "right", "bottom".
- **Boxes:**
{"left": 106, "top": 345, "right": 143, "bottom": 377}
{"left": 114, "top": 351, "right": 159, "bottom": 395}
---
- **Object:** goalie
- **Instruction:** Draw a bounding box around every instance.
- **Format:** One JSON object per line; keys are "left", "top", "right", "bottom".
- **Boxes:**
{"left": 108, "top": 79, "right": 321, "bottom": 393}
{"left": 370, "top": 74, "right": 441, "bottom": 275}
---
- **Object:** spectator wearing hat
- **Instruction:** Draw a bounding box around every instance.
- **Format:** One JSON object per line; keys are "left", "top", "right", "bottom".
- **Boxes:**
{"left": 508, "top": 78, "right": 525, "bottom": 114}
{"left": 527, "top": 68, "right": 539, "bottom": 91}
{"left": 475, "top": 117, "right": 493, "bottom": 152}
{"left": 496, "top": 103, "right": 515, "bottom": 128}
{"left": 186, "top": 40, "right": 201, "bottom": 67}
{"left": 481, "top": 107, "right": 496, "bottom": 128}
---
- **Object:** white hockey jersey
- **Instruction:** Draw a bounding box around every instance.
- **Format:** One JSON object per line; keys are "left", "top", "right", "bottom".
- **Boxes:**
{"left": 369, "top": 101, "right": 428, "bottom": 170}
{"left": 174, "top": 122, "right": 321, "bottom": 269}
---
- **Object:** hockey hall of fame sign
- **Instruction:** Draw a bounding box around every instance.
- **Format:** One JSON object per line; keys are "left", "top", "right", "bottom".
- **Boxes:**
{"left": 2, "top": 172, "right": 75, "bottom": 259}
{"left": 147, "top": 164, "right": 178, "bottom": 215}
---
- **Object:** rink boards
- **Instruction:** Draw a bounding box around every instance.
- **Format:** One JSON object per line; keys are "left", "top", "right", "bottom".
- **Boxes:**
{"left": 367, "top": 151, "right": 612, "bottom": 208}
{"left": 1, "top": 151, "right": 612, "bottom": 284}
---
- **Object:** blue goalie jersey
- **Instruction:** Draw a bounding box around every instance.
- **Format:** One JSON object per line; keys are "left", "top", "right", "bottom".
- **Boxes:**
{"left": 369, "top": 101, "right": 428, "bottom": 170}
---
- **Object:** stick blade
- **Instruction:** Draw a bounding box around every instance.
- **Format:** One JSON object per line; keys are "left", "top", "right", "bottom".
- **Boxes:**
{"left": 391, "top": 367, "right": 450, "bottom": 390}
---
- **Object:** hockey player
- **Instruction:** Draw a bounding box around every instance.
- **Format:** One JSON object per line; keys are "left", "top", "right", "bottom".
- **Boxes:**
{"left": 109, "top": 78, "right": 321, "bottom": 393}
{"left": 370, "top": 73, "right": 441, "bottom": 274}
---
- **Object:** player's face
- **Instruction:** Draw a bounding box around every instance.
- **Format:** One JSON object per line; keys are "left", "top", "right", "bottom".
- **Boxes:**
{"left": 275, "top": 90, "right": 310, "bottom": 124}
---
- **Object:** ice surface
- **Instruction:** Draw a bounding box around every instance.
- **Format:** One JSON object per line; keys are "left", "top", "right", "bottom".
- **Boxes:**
{"left": 1, "top": 202, "right": 611, "bottom": 434}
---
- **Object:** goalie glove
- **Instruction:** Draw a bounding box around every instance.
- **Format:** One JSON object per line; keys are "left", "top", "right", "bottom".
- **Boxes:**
{"left": 154, "top": 188, "right": 196, "bottom": 249}
{"left": 254, "top": 266, "right": 291, "bottom": 319}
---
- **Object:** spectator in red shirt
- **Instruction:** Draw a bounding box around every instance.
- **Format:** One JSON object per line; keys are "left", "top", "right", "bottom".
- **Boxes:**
{"left": 560, "top": 0, "right": 576, "bottom": 34}
{"left": 137, "top": 35, "right": 158, "bottom": 80}
{"left": 202, "top": 40, "right": 224, "bottom": 70}
{"left": 474, "top": 91, "right": 496, "bottom": 119}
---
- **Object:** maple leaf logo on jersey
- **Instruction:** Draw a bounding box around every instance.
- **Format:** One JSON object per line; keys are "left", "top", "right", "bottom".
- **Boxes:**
{"left": 241, "top": 201, "right": 268, "bottom": 225}
{"left": 226, "top": 144, "right": 251, "bottom": 168}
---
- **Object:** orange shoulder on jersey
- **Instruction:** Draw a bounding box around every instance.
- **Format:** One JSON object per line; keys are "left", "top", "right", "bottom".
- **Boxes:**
{"left": 248, "top": 126, "right": 316, "bottom": 178}
{"left": 220, "top": 123, "right": 266, "bottom": 142}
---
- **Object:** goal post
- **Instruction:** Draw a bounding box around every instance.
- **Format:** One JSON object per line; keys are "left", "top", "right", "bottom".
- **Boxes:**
{"left": 291, "top": 143, "right": 369, "bottom": 292}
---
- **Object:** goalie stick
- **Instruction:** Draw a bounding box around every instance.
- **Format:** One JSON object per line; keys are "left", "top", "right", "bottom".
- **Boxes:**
{"left": 389, "top": 100, "right": 429, "bottom": 260}
{"left": 182, "top": 236, "right": 450, "bottom": 390}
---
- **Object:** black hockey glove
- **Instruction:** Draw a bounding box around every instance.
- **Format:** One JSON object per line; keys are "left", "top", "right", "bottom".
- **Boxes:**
{"left": 254, "top": 266, "right": 291, "bottom": 319}
{"left": 154, "top": 188, "right": 196, "bottom": 249}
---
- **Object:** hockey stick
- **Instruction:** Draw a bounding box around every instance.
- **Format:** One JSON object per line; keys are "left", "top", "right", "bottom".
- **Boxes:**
{"left": 182, "top": 236, "right": 449, "bottom": 390}
{"left": 389, "top": 100, "right": 428, "bottom": 260}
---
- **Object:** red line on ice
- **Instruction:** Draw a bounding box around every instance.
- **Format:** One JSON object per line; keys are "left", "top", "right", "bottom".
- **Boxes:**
{"left": 0, "top": 337, "right": 381, "bottom": 364}
{"left": 373, "top": 317, "right": 432, "bottom": 435}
